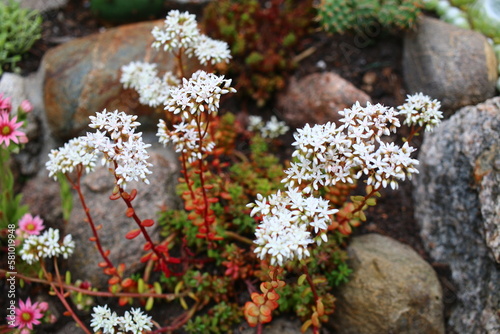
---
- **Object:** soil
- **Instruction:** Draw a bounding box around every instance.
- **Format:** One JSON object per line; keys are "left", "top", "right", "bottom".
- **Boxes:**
{"left": 12, "top": 0, "right": 457, "bottom": 332}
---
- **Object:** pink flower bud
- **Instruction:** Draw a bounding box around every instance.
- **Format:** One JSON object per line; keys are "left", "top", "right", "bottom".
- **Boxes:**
{"left": 20, "top": 100, "right": 33, "bottom": 113}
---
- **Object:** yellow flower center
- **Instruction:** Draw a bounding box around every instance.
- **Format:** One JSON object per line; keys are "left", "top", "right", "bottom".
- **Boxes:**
{"left": 26, "top": 223, "right": 35, "bottom": 231}
{"left": 2, "top": 125, "right": 11, "bottom": 135}
{"left": 21, "top": 311, "right": 32, "bottom": 322}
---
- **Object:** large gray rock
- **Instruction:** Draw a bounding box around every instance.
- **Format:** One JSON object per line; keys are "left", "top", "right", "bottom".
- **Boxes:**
{"left": 331, "top": 234, "right": 444, "bottom": 334}
{"left": 413, "top": 97, "right": 500, "bottom": 333}
{"left": 41, "top": 20, "right": 196, "bottom": 141}
{"left": 403, "top": 16, "right": 498, "bottom": 116}
{"left": 66, "top": 147, "right": 179, "bottom": 289}
{"left": 276, "top": 72, "right": 371, "bottom": 128}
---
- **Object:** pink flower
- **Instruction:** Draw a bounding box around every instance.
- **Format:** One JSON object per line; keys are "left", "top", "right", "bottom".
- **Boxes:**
{"left": 0, "top": 111, "right": 27, "bottom": 147}
{"left": 13, "top": 298, "right": 44, "bottom": 330}
{"left": 20, "top": 100, "right": 33, "bottom": 113}
{"left": 17, "top": 214, "right": 45, "bottom": 236}
{"left": 0, "top": 93, "right": 12, "bottom": 113}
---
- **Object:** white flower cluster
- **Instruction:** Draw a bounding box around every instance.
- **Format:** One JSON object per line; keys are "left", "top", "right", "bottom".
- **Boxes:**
{"left": 20, "top": 228, "right": 75, "bottom": 265}
{"left": 165, "top": 70, "right": 236, "bottom": 117}
{"left": 157, "top": 119, "right": 215, "bottom": 163}
{"left": 120, "top": 62, "right": 179, "bottom": 108}
{"left": 397, "top": 92, "right": 443, "bottom": 132}
{"left": 250, "top": 95, "right": 442, "bottom": 266}
{"left": 151, "top": 10, "right": 232, "bottom": 65}
{"left": 85, "top": 109, "right": 153, "bottom": 187}
{"left": 247, "top": 115, "right": 289, "bottom": 139}
{"left": 90, "top": 305, "right": 153, "bottom": 334}
{"left": 248, "top": 187, "right": 337, "bottom": 266}
{"left": 46, "top": 110, "right": 152, "bottom": 188}
{"left": 285, "top": 102, "right": 417, "bottom": 191}
{"left": 46, "top": 137, "right": 97, "bottom": 180}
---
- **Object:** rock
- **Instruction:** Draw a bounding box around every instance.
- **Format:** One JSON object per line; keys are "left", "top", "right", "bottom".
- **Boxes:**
{"left": 21, "top": 175, "right": 64, "bottom": 229}
{"left": 276, "top": 72, "right": 371, "bottom": 128}
{"left": 16, "top": 0, "right": 68, "bottom": 12}
{"left": 331, "top": 234, "right": 445, "bottom": 334}
{"left": 41, "top": 20, "right": 193, "bottom": 142}
{"left": 403, "top": 16, "right": 498, "bottom": 116}
{"left": 413, "top": 97, "right": 500, "bottom": 333}
{"left": 65, "top": 147, "right": 179, "bottom": 289}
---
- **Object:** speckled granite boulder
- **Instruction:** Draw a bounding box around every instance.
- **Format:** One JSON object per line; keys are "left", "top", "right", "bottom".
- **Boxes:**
{"left": 331, "top": 234, "right": 445, "bottom": 334}
{"left": 403, "top": 16, "right": 498, "bottom": 116}
{"left": 413, "top": 97, "right": 500, "bottom": 333}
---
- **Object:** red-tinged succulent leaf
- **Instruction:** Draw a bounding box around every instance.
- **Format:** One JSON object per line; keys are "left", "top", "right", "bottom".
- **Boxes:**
{"left": 246, "top": 314, "right": 259, "bottom": 327}
{"left": 141, "top": 219, "right": 154, "bottom": 227}
{"left": 311, "top": 311, "right": 320, "bottom": 328}
{"left": 118, "top": 297, "right": 129, "bottom": 307}
{"left": 121, "top": 278, "right": 134, "bottom": 288}
{"left": 108, "top": 276, "right": 119, "bottom": 285}
{"left": 266, "top": 290, "right": 280, "bottom": 301}
{"left": 125, "top": 207, "right": 135, "bottom": 217}
{"left": 143, "top": 242, "right": 152, "bottom": 251}
{"left": 125, "top": 229, "right": 141, "bottom": 239}
{"left": 140, "top": 252, "right": 153, "bottom": 263}
{"left": 98, "top": 262, "right": 108, "bottom": 268}
{"left": 259, "top": 304, "right": 272, "bottom": 317}
{"left": 109, "top": 192, "right": 121, "bottom": 200}
{"left": 129, "top": 189, "right": 137, "bottom": 201}
{"left": 244, "top": 302, "right": 260, "bottom": 317}
{"left": 251, "top": 292, "right": 264, "bottom": 305}
{"left": 317, "top": 298, "right": 325, "bottom": 317}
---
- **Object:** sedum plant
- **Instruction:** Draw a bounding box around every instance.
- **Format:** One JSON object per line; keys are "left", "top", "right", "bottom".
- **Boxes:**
{"left": 316, "top": 0, "right": 422, "bottom": 34}
{"left": 2, "top": 9, "right": 444, "bottom": 334}
{"left": 0, "top": 0, "right": 42, "bottom": 75}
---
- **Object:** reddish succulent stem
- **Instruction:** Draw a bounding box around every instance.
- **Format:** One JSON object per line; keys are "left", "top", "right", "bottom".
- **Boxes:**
{"left": 194, "top": 113, "right": 215, "bottom": 247}
{"left": 336, "top": 185, "right": 381, "bottom": 227}
{"left": 302, "top": 264, "right": 320, "bottom": 334}
{"left": 40, "top": 262, "right": 92, "bottom": 334}
{"left": 0, "top": 269, "right": 183, "bottom": 299}
{"left": 180, "top": 151, "right": 196, "bottom": 201}
{"left": 66, "top": 166, "right": 120, "bottom": 281}
{"left": 406, "top": 124, "right": 423, "bottom": 143}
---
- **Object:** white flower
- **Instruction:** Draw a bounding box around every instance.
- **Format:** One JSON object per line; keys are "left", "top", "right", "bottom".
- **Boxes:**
{"left": 166, "top": 70, "right": 236, "bottom": 118}
{"left": 120, "top": 61, "right": 180, "bottom": 108}
{"left": 261, "top": 116, "right": 289, "bottom": 138}
{"left": 157, "top": 119, "right": 215, "bottom": 163}
{"left": 247, "top": 115, "right": 264, "bottom": 132}
{"left": 20, "top": 228, "right": 75, "bottom": 264}
{"left": 91, "top": 305, "right": 153, "bottom": 334}
{"left": 194, "top": 35, "right": 232, "bottom": 65}
{"left": 84, "top": 109, "right": 153, "bottom": 188}
{"left": 46, "top": 137, "right": 97, "bottom": 180}
{"left": 397, "top": 93, "right": 443, "bottom": 131}
{"left": 120, "top": 61, "right": 159, "bottom": 91}
{"left": 151, "top": 10, "right": 200, "bottom": 55}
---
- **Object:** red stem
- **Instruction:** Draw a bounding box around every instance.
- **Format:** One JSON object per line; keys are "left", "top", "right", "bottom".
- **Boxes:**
{"left": 0, "top": 269, "right": 183, "bottom": 299}
{"left": 40, "top": 263, "right": 92, "bottom": 334}
{"left": 194, "top": 113, "right": 214, "bottom": 247}
{"left": 66, "top": 167, "right": 120, "bottom": 280}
